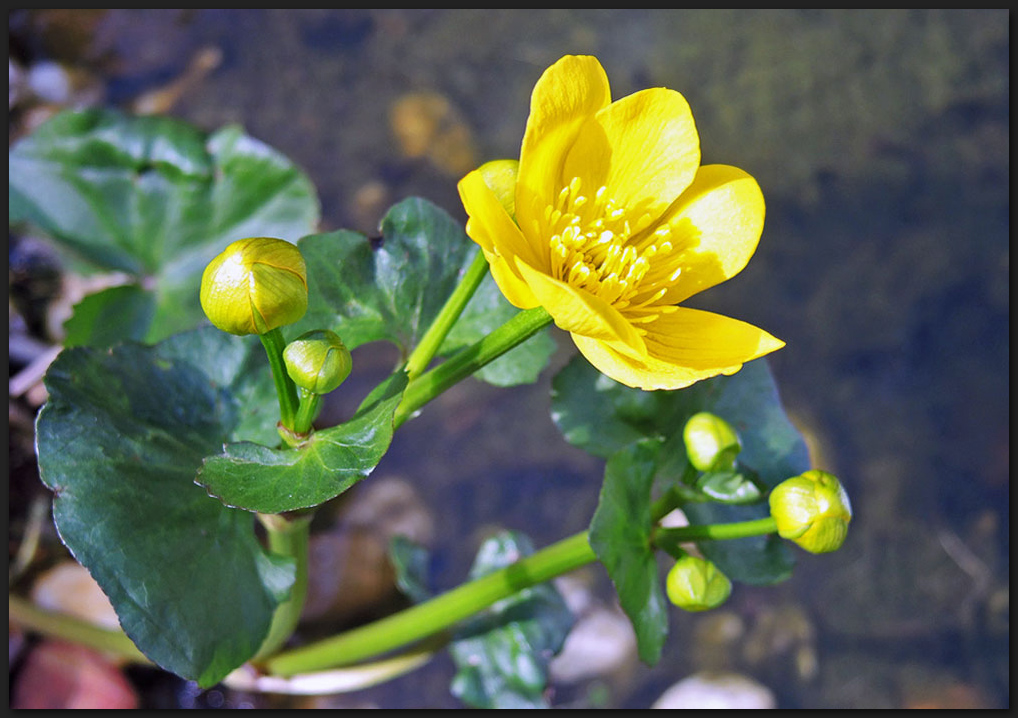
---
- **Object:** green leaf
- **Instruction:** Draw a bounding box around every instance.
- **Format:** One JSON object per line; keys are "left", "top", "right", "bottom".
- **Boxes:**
{"left": 62, "top": 284, "right": 156, "bottom": 348}
{"left": 552, "top": 356, "right": 809, "bottom": 585}
{"left": 695, "top": 469, "right": 765, "bottom": 505}
{"left": 9, "top": 108, "right": 319, "bottom": 345}
{"left": 155, "top": 328, "right": 280, "bottom": 446}
{"left": 587, "top": 440, "right": 669, "bottom": 666}
{"left": 197, "top": 371, "right": 408, "bottom": 514}
{"left": 35, "top": 329, "right": 295, "bottom": 688}
{"left": 294, "top": 198, "right": 476, "bottom": 354}
{"left": 388, "top": 535, "right": 433, "bottom": 604}
{"left": 449, "top": 531, "right": 575, "bottom": 709}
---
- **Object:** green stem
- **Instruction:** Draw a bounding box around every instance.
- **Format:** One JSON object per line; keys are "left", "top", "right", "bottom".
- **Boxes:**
{"left": 394, "top": 306, "right": 553, "bottom": 428}
{"left": 8, "top": 594, "right": 150, "bottom": 664}
{"left": 292, "top": 389, "right": 322, "bottom": 437}
{"left": 265, "top": 530, "right": 595, "bottom": 676}
{"left": 9, "top": 513, "right": 781, "bottom": 683}
{"left": 653, "top": 516, "right": 778, "bottom": 553}
{"left": 260, "top": 328, "right": 300, "bottom": 430}
{"left": 254, "top": 512, "right": 313, "bottom": 660}
{"left": 404, "top": 250, "right": 490, "bottom": 381}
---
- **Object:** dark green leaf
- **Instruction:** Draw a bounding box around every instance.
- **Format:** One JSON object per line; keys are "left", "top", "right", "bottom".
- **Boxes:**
{"left": 682, "top": 496, "right": 797, "bottom": 586}
{"left": 294, "top": 198, "right": 476, "bottom": 355}
{"left": 295, "top": 198, "right": 553, "bottom": 386}
{"left": 62, "top": 284, "right": 156, "bottom": 348}
{"left": 155, "top": 328, "right": 280, "bottom": 446}
{"left": 449, "top": 531, "right": 575, "bottom": 709}
{"left": 9, "top": 108, "right": 319, "bottom": 344}
{"left": 388, "top": 535, "right": 433, "bottom": 604}
{"left": 197, "top": 371, "right": 408, "bottom": 513}
{"left": 553, "top": 356, "right": 809, "bottom": 585}
{"left": 35, "top": 329, "right": 295, "bottom": 687}
{"left": 551, "top": 356, "right": 808, "bottom": 487}
{"left": 587, "top": 440, "right": 669, "bottom": 666}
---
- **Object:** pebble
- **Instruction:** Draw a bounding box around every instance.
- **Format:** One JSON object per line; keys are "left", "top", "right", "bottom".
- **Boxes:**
{"left": 651, "top": 671, "right": 777, "bottom": 709}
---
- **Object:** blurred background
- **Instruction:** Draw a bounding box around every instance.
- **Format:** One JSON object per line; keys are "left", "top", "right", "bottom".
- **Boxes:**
{"left": 8, "top": 9, "right": 1008, "bottom": 709}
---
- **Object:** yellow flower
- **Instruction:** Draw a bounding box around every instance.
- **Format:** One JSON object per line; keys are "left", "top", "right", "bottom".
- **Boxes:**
{"left": 458, "top": 55, "right": 784, "bottom": 390}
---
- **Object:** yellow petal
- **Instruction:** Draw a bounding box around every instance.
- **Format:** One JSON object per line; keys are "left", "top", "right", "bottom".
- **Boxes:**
{"left": 516, "top": 258, "right": 646, "bottom": 360}
{"left": 645, "top": 164, "right": 766, "bottom": 306}
{"left": 563, "top": 87, "right": 700, "bottom": 221}
{"left": 458, "top": 169, "right": 544, "bottom": 272}
{"left": 483, "top": 248, "right": 540, "bottom": 309}
{"left": 516, "top": 56, "right": 611, "bottom": 247}
{"left": 572, "top": 307, "right": 784, "bottom": 390}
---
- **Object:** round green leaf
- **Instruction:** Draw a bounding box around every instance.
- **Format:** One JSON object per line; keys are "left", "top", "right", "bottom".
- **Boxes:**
{"left": 553, "top": 355, "right": 809, "bottom": 585}
{"left": 9, "top": 108, "right": 320, "bottom": 345}
{"left": 35, "top": 331, "right": 296, "bottom": 687}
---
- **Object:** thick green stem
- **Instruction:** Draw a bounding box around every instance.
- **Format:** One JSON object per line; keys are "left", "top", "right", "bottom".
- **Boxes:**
{"left": 9, "top": 512, "right": 781, "bottom": 684}
{"left": 292, "top": 389, "right": 322, "bottom": 437}
{"left": 265, "top": 530, "right": 595, "bottom": 676}
{"left": 405, "top": 250, "right": 490, "bottom": 381}
{"left": 8, "top": 594, "right": 150, "bottom": 664}
{"left": 254, "top": 512, "right": 313, "bottom": 660}
{"left": 260, "top": 328, "right": 300, "bottom": 430}
{"left": 394, "top": 306, "right": 553, "bottom": 428}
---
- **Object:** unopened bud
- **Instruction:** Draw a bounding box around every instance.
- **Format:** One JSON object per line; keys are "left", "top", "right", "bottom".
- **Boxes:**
{"left": 769, "top": 469, "right": 852, "bottom": 554}
{"left": 200, "top": 237, "right": 307, "bottom": 336}
{"left": 665, "top": 554, "right": 732, "bottom": 612}
{"left": 683, "top": 412, "right": 741, "bottom": 472}
{"left": 283, "top": 330, "right": 352, "bottom": 395}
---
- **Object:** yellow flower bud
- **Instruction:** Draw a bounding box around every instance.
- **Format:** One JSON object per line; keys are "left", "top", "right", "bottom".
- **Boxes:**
{"left": 683, "top": 412, "right": 741, "bottom": 472}
{"left": 475, "top": 159, "right": 519, "bottom": 218}
{"left": 665, "top": 554, "right": 732, "bottom": 612}
{"left": 200, "top": 237, "right": 308, "bottom": 336}
{"left": 283, "top": 330, "right": 352, "bottom": 395}
{"left": 768, "top": 469, "right": 852, "bottom": 554}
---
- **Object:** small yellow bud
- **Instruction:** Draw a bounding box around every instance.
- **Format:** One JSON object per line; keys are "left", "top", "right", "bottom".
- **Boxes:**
{"left": 665, "top": 554, "right": 732, "bottom": 612}
{"left": 769, "top": 469, "right": 852, "bottom": 554}
{"left": 476, "top": 159, "right": 519, "bottom": 218}
{"left": 683, "top": 412, "right": 741, "bottom": 472}
{"left": 283, "top": 330, "right": 352, "bottom": 395}
{"left": 200, "top": 237, "right": 308, "bottom": 336}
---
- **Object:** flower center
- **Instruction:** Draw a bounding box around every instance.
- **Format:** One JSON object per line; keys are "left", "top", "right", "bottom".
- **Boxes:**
{"left": 543, "top": 177, "right": 680, "bottom": 315}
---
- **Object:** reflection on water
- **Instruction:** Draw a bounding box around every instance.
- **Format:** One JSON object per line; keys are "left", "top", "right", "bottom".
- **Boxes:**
{"left": 9, "top": 9, "right": 1008, "bottom": 709}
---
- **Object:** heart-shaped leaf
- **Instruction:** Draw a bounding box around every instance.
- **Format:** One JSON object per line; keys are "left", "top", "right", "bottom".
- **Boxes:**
{"left": 35, "top": 329, "right": 295, "bottom": 687}
{"left": 9, "top": 108, "right": 320, "bottom": 345}
{"left": 294, "top": 199, "right": 477, "bottom": 354}
{"left": 197, "top": 370, "right": 408, "bottom": 514}
{"left": 552, "top": 356, "right": 809, "bottom": 585}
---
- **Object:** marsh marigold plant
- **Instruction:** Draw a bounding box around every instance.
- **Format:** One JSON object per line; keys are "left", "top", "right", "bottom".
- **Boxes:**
{"left": 458, "top": 55, "right": 784, "bottom": 390}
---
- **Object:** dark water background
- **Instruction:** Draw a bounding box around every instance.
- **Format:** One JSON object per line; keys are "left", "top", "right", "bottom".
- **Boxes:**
{"left": 9, "top": 9, "right": 1008, "bottom": 709}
